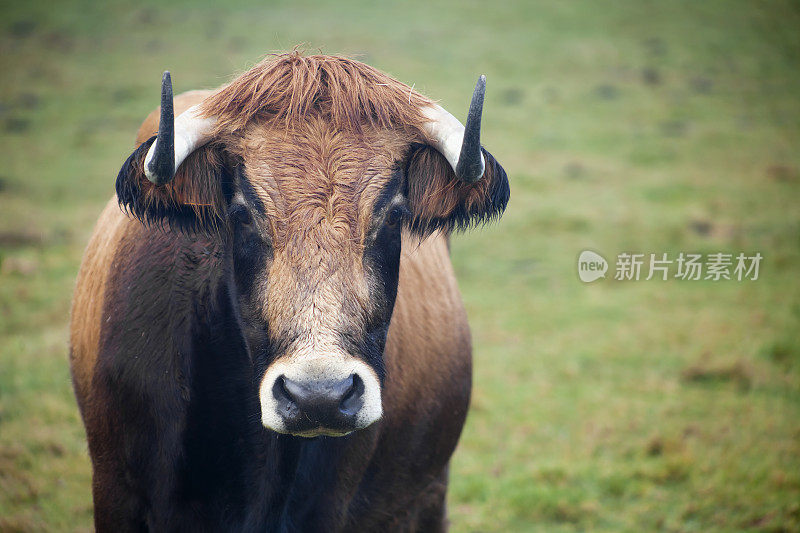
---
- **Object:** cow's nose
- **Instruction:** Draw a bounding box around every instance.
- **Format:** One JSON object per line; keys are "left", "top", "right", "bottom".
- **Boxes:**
{"left": 272, "top": 374, "right": 365, "bottom": 435}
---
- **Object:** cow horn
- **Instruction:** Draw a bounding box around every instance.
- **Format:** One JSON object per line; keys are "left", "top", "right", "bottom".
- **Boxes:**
{"left": 143, "top": 71, "right": 216, "bottom": 185}
{"left": 421, "top": 75, "right": 486, "bottom": 183}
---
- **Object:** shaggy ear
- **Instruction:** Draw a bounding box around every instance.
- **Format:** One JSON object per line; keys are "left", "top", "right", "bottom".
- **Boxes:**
{"left": 405, "top": 145, "right": 509, "bottom": 236}
{"left": 116, "top": 136, "right": 231, "bottom": 234}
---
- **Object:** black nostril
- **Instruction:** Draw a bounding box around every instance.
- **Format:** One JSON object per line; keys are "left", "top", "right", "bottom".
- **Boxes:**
{"left": 280, "top": 375, "right": 309, "bottom": 404}
{"left": 339, "top": 374, "right": 356, "bottom": 403}
{"left": 273, "top": 375, "right": 294, "bottom": 405}
{"left": 339, "top": 374, "right": 364, "bottom": 416}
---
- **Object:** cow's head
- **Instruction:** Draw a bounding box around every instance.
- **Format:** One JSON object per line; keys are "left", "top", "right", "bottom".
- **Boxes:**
{"left": 116, "top": 54, "right": 508, "bottom": 437}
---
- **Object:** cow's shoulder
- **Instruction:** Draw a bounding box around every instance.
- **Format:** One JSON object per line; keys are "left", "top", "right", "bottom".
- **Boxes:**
{"left": 70, "top": 197, "right": 135, "bottom": 413}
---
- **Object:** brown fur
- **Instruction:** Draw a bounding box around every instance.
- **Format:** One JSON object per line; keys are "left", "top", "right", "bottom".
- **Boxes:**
{"left": 192, "top": 55, "right": 450, "bottom": 342}
{"left": 126, "top": 53, "right": 501, "bottom": 236}
{"left": 70, "top": 53, "right": 508, "bottom": 531}
{"left": 235, "top": 118, "right": 413, "bottom": 250}
{"left": 69, "top": 198, "right": 134, "bottom": 413}
{"left": 71, "top": 90, "right": 222, "bottom": 416}
{"left": 200, "top": 52, "right": 432, "bottom": 136}
{"left": 200, "top": 52, "right": 501, "bottom": 235}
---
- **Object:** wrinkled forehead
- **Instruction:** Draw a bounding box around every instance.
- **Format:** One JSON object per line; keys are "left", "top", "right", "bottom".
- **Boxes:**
{"left": 227, "top": 117, "right": 414, "bottom": 247}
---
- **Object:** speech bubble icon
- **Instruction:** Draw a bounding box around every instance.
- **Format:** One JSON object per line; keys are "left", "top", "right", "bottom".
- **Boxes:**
{"left": 577, "top": 250, "right": 608, "bottom": 282}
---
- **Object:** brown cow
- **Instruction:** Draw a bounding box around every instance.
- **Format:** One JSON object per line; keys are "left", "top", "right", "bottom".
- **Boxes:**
{"left": 70, "top": 52, "right": 509, "bottom": 532}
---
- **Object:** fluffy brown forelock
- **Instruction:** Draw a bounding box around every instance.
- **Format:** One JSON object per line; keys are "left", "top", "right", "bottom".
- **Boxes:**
{"left": 200, "top": 52, "right": 433, "bottom": 135}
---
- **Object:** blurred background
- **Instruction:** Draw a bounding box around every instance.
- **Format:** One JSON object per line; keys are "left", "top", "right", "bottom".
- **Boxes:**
{"left": 1, "top": 0, "right": 799, "bottom": 531}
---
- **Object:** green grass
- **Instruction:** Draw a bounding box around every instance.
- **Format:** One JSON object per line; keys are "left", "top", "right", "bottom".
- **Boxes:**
{"left": 1, "top": 0, "right": 799, "bottom": 531}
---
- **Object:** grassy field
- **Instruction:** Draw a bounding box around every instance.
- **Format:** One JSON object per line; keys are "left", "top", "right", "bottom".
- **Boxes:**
{"left": 1, "top": 0, "right": 799, "bottom": 531}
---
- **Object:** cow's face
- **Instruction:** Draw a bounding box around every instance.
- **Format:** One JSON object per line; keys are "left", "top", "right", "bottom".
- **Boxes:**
{"left": 116, "top": 54, "right": 509, "bottom": 438}
{"left": 226, "top": 119, "right": 414, "bottom": 436}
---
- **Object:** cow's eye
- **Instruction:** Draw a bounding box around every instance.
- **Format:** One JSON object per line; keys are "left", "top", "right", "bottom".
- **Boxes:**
{"left": 385, "top": 206, "right": 406, "bottom": 228}
{"left": 230, "top": 204, "right": 252, "bottom": 227}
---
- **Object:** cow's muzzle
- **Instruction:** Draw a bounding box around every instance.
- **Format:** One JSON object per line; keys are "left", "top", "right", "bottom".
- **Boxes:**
{"left": 258, "top": 357, "right": 383, "bottom": 437}
{"left": 272, "top": 374, "right": 364, "bottom": 436}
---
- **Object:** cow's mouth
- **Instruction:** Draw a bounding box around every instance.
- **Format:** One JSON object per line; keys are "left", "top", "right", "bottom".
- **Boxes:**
{"left": 285, "top": 427, "right": 355, "bottom": 438}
